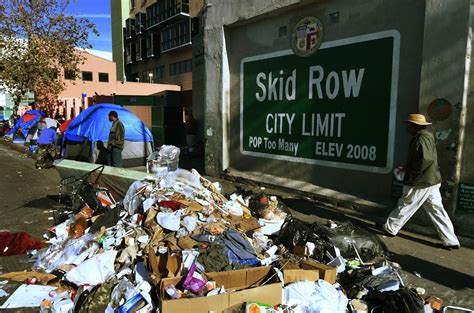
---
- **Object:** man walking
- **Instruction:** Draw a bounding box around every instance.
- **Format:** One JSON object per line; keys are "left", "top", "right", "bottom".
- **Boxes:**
{"left": 107, "top": 111, "right": 125, "bottom": 167}
{"left": 381, "top": 114, "right": 460, "bottom": 249}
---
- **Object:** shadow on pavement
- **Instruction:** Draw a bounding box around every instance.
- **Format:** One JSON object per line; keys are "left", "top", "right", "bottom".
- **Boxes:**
{"left": 389, "top": 252, "right": 474, "bottom": 290}
{"left": 23, "top": 196, "right": 60, "bottom": 210}
{"left": 282, "top": 197, "right": 457, "bottom": 249}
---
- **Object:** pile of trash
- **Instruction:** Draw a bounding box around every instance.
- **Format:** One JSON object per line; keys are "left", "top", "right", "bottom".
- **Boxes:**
{"left": 0, "top": 146, "right": 466, "bottom": 312}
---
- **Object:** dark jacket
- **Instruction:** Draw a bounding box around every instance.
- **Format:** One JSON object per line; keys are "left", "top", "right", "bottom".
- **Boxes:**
{"left": 403, "top": 129, "right": 442, "bottom": 187}
{"left": 108, "top": 119, "right": 125, "bottom": 150}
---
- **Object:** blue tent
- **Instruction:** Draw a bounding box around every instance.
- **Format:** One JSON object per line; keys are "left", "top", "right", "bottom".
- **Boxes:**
{"left": 6, "top": 110, "right": 46, "bottom": 138}
{"left": 63, "top": 104, "right": 153, "bottom": 167}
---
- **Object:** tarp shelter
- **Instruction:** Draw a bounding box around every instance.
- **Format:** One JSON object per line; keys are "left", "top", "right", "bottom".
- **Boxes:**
{"left": 6, "top": 110, "right": 46, "bottom": 142}
{"left": 63, "top": 103, "right": 153, "bottom": 167}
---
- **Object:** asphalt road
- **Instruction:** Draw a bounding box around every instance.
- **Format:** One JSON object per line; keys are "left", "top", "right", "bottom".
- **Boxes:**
{"left": 0, "top": 143, "right": 472, "bottom": 309}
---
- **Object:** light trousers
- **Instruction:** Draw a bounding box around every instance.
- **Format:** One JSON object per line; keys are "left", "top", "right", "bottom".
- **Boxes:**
{"left": 384, "top": 184, "right": 460, "bottom": 246}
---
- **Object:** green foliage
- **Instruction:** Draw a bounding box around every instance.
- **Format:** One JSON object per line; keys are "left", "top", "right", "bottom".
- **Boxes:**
{"left": 0, "top": 0, "right": 99, "bottom": 114}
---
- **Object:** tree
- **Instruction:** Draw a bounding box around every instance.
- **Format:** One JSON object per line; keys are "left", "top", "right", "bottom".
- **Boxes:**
{"left": 0, "top": 0, "right": 98, "bottom": 116}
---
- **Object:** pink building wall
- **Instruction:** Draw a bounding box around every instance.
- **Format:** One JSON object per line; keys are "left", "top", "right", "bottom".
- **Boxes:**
{"left": 57, "top": 51, "right": 180, "bottom": 119}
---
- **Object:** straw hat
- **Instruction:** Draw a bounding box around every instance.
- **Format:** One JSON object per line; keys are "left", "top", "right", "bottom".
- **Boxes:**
{"left": 404, "top": 114, "right": 432, "bottom": 126}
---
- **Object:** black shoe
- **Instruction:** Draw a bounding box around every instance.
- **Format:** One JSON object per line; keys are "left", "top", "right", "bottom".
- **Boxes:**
{"left": 375, "top": 223, "right": 396, "bottom": 237}
{"left": 440, "top": 244, "right": 460, "bottom": 251}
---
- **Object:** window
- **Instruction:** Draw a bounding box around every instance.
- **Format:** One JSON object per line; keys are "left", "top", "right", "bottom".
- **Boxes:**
{"left": 64, "top": 69, "right": 75, "bottom": 80}
{"left": 161, "top": 19, "right": 191, "bottom": 52}
{"left": 131, "top": 0, "right": 136, "bottom": 9}
{"left": 154, "top": 66, "right": 165, "bottom": 79}
{"left": 135, "top": 38, "right": 146, "bottom": 61}
{"left": 146, "top": 32, "right": 160, "bottom": 57}
{"left": 125, "top": 42, "right": 136, "bottom": 64}
{"left": 135, "top": 13, "right": 146, "bottom": 34}
{"left": 185, "top": 59, "right": 192, "bottom": 72}
{"left": 169, "top": 59, "right": 191, "bottom": 76}
{"left": 82, "top": 71, "right": 93, "bottom": 81}
{"left": 99, "top": 72, "right": 109, "bottom": 82}
{"left": 142, "top": 69, "right": 154, "bottom": 83}
{"left": 125, "top": 18, "right": 135, "bottom": 39}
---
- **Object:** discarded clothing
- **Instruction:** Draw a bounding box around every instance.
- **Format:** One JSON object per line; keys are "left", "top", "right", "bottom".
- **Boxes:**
{"left": 197, "top": 244, "right": 232, "bottom": 273}
{"left": 222, "top": 229, "right": 257, "bottom": 260}
{"left": 76, "top": 280, "right": 114, "bottom": 312}
{"left": 0, "top": 232, "right": 47, "bottom": 256}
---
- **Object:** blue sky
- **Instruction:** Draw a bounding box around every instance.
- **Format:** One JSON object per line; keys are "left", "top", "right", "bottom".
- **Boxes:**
{"left": 65, "top": 0, "right": 112, "bottom": 52}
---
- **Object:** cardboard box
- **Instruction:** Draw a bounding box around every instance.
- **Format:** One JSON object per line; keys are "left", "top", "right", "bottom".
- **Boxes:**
{"left": 301, "top": 259, "right": 337, "bottom": 284}
{"left": 159, "top": 266, "right": 282, "bottom": 313}
{"left": 144, "top": 250, "right": 181, "bottom": 286}
{"left": 283, "top": 269, "right": 320, "bottom": 285}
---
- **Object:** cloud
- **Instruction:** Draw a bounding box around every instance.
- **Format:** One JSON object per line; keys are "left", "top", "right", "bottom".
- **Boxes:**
{"left": 76, "top": 14, "right": 110, "bottom": 19}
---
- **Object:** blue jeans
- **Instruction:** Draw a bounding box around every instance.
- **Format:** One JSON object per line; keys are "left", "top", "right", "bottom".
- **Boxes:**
{"left": 109, "top": 147, "right": 123, "bottom": 167}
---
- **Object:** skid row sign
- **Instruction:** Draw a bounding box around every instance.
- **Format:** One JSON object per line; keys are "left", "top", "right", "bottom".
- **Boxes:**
{"left": 240, "top": 31, "right": 400, "bottom": 173}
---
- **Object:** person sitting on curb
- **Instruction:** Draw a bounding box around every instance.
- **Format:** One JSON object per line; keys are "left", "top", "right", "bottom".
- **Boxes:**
{"left": 35, "top": 125, "right": 58, "bottom": 169}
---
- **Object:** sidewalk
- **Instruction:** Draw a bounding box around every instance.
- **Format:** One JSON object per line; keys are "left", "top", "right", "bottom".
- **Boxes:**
{"left": 3, "top": 138, "right": 473, "bottom": 241}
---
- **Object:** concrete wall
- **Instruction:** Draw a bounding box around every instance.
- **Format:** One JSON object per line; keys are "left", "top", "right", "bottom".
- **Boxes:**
{"left": 200, "top": 0, "right": 472, "bottom": 224}
{"left": 202, "top": 0, "right": 426, "bottom": 203}
{"left": 462, "top": 4, "right": 474, "bottom": 185}
{"left": 111, "top": 0, "right": 129, "bottom": 82}
{"left": 418, "top": 0, "right": 471, "bottom": 215}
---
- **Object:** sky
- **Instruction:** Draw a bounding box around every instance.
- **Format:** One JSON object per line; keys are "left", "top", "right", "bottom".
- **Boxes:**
{"left": 65, "top": 0, "right": 112, "bottom": 52}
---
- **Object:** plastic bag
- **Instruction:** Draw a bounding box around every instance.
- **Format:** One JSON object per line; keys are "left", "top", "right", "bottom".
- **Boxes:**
{"left": 123, "top": 180, "right": 148, "bottom": 215}
{"left": 65, "top": 250, "right": 117, "bottom": 286}
{"left": 277, "top": 217, "right": 329, "bottom": 262}
{"left": 110, "top": 278, "right": 137, "bottom": 309}
{"left": 183, "top": 263, "right": 206, "bottom": 294}
{"left": 156, "top": 211, "right": 182, "bottom": 231}
{"left": 282, "top": 280, "right": 348, "bottom": 313}
{"left": 314, "top": 222, "right": 387, "bottom": 262}
{"left": 148, "top": 145, "right": 180, "bottom": 172}
{"left": 365, "top": 287, "right": 424, "bottom": 313}
{"left": 33, "top": 233, "right": 98, "bottom": 273}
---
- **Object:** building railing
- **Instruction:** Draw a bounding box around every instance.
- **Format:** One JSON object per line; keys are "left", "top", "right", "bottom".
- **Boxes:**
{"left": 125, "top": 18, "right": 136, "bottom": 40}
{"left": 161, "top": 19, "right": 191, "bottom": 53}
{"left": 135, "top": 13, "right": 147, "bottom": 35}
{"left": 146, "top": 0, "right": 190, "bottom": 30}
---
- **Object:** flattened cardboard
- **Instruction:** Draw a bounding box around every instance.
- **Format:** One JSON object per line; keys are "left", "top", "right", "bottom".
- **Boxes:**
{"left": 159, "top": 266, "right": 282, "bottom": 313}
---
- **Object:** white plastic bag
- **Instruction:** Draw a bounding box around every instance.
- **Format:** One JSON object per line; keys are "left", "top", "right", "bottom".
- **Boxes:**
{"left": 282, "top": 280, "right": 348, "bottom": 313}
{"left": 156, "top": 211, "right": 182, "bottom": 231}
{"left": 65, "top": 250, "right": 117, "bottom": 286}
